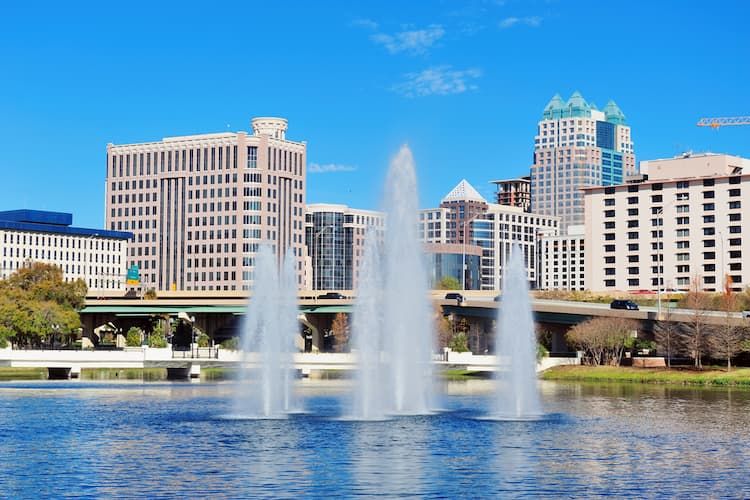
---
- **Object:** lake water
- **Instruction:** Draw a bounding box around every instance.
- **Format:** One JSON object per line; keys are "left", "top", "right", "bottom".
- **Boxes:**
{"left": 1, "top": 379, "right": 748, "bottom": 498}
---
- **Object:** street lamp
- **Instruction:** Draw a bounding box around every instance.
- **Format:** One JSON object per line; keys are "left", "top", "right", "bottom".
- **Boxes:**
{"left": 313, "top": 225, "right": 334, "bottom": 291}
{"left": 459, "top": 213, "right": 484, "bottom": 291}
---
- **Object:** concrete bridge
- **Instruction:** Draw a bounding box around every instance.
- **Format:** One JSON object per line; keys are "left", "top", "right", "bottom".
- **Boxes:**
{"left": 0, "top": 347, "right": 579, "bottom": 379}
{"left": 79, "top": 290, "right": 748, "bottom": 355}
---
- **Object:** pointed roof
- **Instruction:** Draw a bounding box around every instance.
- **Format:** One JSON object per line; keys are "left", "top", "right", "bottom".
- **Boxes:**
{"left": 604, "top": 99, "right": 626, "bottom": 125}
{"left": 567, "top": 90, "right": 590, "bottom": 111}
{"left": 442, "top": 179, "right": 487, "bottom": 203}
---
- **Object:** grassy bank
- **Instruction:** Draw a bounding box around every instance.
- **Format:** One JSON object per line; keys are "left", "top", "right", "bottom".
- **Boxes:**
{"left": 541, "top": 365, "right": 750, "bottom": 387}
{"left": 0, "top": 367, "right": 47, "bottom": 380}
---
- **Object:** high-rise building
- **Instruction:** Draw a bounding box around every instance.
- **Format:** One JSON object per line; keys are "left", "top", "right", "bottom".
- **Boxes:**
{"left": 584, "top": 153, "right": 750, "bottom": 292}
{"left": 0, "top": 210, "right": 131, "bottom": 291}
{"left": 491, "top": 176, "right": 531, "bottom": 212}
{"left": 106, "top": 117, "right": 306, "bottom": 291}
{"left": 531, "top": 91, "right": 636, "bottom": 231}
{"left": 419, "top": 180, "right": 559, "bottom": 290}
{"left": 304, "top": 204, "right": 384, "bottom": 290}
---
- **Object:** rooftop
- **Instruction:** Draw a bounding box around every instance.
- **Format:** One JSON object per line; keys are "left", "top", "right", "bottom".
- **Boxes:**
{"left": 442, "top": 179, "right": 487, "bottom": 203}
{"left": 542, "top": 91, "right": 626, "bottom": 124}
{"left": 0, "top": 210, "right": 132, "bottom": 240}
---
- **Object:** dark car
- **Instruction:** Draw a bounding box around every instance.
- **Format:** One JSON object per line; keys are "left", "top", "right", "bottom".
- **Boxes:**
{"left": 318, "top": 292, "right": 346, "bottom": 300}
{"left": 493, "top": 294, "right": 502, "bottom": 302}
{"left": 445, "top": 292, "right": 465, "bottom": 303}
{"left": 610, "top": 299, "right": 639, "bottom": 311}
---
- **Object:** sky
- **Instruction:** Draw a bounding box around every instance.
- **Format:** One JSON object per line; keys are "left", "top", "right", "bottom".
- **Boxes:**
{"left": 0, "top": 0, "right": 748, "bottom": 229}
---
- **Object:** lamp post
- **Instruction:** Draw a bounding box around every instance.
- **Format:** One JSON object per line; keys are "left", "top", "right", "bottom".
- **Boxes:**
{"left": 313, "top": 225, "right": 334, "bottom": 291}
{"left": 459, "top": 213, "right": 483, "bottom": 292}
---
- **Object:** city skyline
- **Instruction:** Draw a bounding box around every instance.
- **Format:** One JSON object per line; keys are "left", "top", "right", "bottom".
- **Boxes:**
{"left": 1, "top": 2, "right": 749, "bottom": 230}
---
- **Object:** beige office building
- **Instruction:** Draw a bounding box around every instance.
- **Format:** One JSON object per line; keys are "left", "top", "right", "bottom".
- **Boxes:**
{"left": 106, "top": 117, "right": 306, "bottom": 291}
{"left": 531, "top": 91, "right": 636, "bottom": 232}
{"left": 584, "top": 153, "right": 750, "bottom": 292}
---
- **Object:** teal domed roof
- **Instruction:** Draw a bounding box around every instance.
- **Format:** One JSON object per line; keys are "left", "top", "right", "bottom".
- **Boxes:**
{"left": 542, "top": 93, "right": 565, "bottom": 119}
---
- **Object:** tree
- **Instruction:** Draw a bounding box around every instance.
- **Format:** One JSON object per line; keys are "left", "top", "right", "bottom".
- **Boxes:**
{"left": 0, "top": 263, "right": 85, "bottom": 348}
{"left": 566, "top": 317, "right": 639, "bottom": 366}
{"left": 144, "top": 288, "right": 157, "bottom": 300}
{"left": 654, "top": 303, "right": 682, "bottom": 368}
{"left": 709, "top": 276, "right": 746, "bottom": 371}
{"left": 331, "top": 313, "right": 350, "bottom": 352}
{"left": 437, "top": 276, "right": 461, "bottom": 290}
{"left": 683, "top": 278, "right": 711, "bottom": 369}
{"left": 434, "top": 306, "right": 453, "bottom": 349}
{"left": 148, "top": 322, "right": 168, "bottom": 348}
{"left": 449, "top": 332, "right": 469, "bottom": 352}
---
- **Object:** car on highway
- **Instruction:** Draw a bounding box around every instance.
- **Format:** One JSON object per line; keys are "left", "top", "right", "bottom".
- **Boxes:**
{"left": 445, "top": 292, "right": 465, "bottom": 303}
{"left": 317, "top": 292, "right": 346, "bottom": 300}
{"left": 610, "top": 299, "right": 639, "bottom": 311}
{"left": 493, "top": 294, "right": 502, "bottom": 302}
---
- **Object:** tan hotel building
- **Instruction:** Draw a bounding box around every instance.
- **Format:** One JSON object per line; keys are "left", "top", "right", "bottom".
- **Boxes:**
{"left": 584, "top": 153, "right": 750, "bottom": 293}
{"left": 105, "top": 117, "right": 306, "bottom": 291}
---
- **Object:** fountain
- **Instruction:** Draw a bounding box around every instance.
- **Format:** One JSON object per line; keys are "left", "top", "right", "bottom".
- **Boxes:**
{"left": 351, "top": 145, "right": 434, "bottom": 418}
{"left": 232, "top": 245, "right": 298, "bottom": 418}
{"left": 493, "top": 243, "right": 543, "bottom": 419}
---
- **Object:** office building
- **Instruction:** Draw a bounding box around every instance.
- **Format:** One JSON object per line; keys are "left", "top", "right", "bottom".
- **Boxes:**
{"left": 304, "top": 204, "right": 384, "bottom": 290}
{"left": 419, "top": 180, "right": 559, "bottom": 290}
{"left": 424, "top": 243, "right": 482, "bottom": 290}
{"left": 537, "top": 225, "right": 585, "bottom": 290}
{"left": 0, "top": 210, "right": 131, "bottom": 290}
{"left": 531, "top": 91, "right": 636, "bottom": 231}
{"left": 584, "top": 152, "right": 750, "bottom": 292}
{"left": 491, "top": 176, "right": 531, "bottom": 212}
{"left": 105, "top": 117, "right": 306, "bottom": 291}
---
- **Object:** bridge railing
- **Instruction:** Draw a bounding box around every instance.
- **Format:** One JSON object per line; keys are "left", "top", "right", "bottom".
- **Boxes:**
{"left": 171, "top": 346, "right": 219, "bottom": 359}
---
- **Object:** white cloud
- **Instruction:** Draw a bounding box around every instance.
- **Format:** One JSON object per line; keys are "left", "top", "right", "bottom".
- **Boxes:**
{"left": 499, "top": 16, "right": 542, "bottom": 28}
{"left": 392, "top": 66, "right": 482, "bottom": 98}
{"left": 351, "top": 18, "right": 378, "bottom": 30}
{"left": 370, "top": 25, "right": 445, "bottom": 55}
{"left": 308, "top": 163, "right": 357, "bottom": 174}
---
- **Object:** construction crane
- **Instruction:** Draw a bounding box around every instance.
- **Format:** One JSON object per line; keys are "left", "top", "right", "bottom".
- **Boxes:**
{"left": 697, "top": 116, "right": 750, "bottom": 129}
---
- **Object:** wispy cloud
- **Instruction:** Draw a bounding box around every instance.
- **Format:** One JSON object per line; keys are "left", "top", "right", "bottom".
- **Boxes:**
{"left": 499, "top": 16, "right": 542, "bottom": 28}
{"left": 351, "top": 18, "right": 378, "bottom": 30}
{"left": 392, "top": 66, "right": 482, "bottom": 98}
{"left": 370, "top": 25, "right": 445, "bottom": 55}
{"left": 308, "top": 162, "right": 358, "bottom": 174}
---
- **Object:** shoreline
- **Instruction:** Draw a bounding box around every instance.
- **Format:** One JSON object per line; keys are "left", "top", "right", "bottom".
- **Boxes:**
{"left": 541, "top": 365, "right": 750, "bottom": 387}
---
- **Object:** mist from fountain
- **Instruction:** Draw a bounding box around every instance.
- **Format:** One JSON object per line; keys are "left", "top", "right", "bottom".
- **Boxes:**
{"left": 351, "top": 145, "right": 434, "bottom": 419}
{"left": 493, "top": 244, "right": 542, "bottom": 420}
{"left": 233, "top": 245, "right": 298, "bottom": 419}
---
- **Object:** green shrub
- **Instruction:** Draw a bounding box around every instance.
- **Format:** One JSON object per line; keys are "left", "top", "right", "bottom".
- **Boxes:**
{"left": 449, "top": 332, "right": 469, "bottom": 353}
{"left": 125, "top": 327, "right": 143, "bottom": 347}
{"left": 221, "top": 337, "right": 240, "bottom": 351}
{"left": 148, "top": 323, "right": 168, "bottom": 348}
{"left": 197, "top": 332, "right": 210, "bottom": 348}
{"left": 536, "top": 343, "right": 549, "bottom": 361}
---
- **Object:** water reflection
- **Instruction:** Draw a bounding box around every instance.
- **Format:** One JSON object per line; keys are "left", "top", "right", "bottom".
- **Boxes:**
{"left": 0, "top": 380, "right": 749, "bottom": 497}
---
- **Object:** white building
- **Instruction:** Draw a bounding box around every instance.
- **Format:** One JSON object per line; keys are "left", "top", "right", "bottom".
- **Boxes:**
{"left": 0, "top": 210, "right": 131, "bottom": 291}
{"left": 419, "top": 180, "right": 559, "bottom": 290}
{"left": 584, "top": 153, "right": 750, "bottom": 292}
{"left": 537, "top": 225, "right": 586, "bottom": 290}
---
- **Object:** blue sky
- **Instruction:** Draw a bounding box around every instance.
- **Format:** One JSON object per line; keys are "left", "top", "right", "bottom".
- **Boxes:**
{"left": 1, "top": 0, "right": 748, "bottom": 229}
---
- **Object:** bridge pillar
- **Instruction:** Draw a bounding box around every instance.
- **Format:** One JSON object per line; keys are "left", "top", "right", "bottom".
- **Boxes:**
{"left": 189, "top": 364, "right": 201, "bottom": 379}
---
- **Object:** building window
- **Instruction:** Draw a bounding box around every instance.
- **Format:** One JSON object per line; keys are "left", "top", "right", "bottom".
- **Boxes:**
{"left": 729, "top": 188, "right": 741, "bottom": 197}
{"left": 247, "top": 147, "right": 258, "bottom": 168}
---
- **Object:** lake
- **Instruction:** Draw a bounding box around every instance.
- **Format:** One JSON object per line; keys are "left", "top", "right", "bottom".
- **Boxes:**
{"left": 1, "top": 379, "right": 748, "bottom": 498}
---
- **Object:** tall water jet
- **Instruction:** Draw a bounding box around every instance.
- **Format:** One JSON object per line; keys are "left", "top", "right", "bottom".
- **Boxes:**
{"left": 351, "top": 145, "right": 434, "bottom": 418}
{"left": 494, "top": 244, "right": 542, "bottom": 419}
{"left": 233, "top": 245, "right": 298, "bottom": 418}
